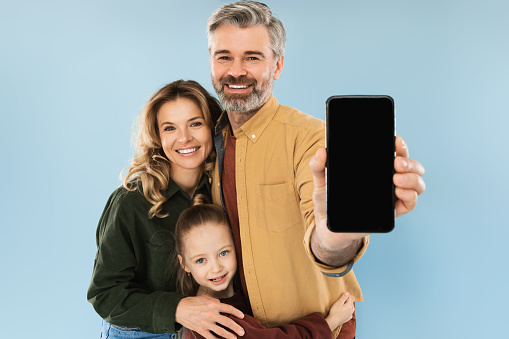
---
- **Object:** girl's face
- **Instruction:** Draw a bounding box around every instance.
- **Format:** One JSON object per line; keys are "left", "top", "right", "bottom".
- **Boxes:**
{"left": 157, "top": 97, "right": 213, "bottom": 179}
{"left": 179, "top": 222, "right": 237, "bottom": 299}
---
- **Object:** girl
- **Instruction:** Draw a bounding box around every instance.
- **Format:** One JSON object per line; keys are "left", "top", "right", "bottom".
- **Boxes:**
{"left": 87, "top": 80, "right": 244, "bottom": 339}
{"left": 173, "top": 202, "right": 356, "bottom": 339}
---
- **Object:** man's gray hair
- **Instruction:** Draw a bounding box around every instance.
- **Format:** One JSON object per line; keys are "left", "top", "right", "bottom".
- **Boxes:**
{"left": 207, "top": 1, "right": 286, "bottom": 59}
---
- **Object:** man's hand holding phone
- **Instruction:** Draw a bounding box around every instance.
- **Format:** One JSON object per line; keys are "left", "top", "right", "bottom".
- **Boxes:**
{"left": 309, "top": 136, "right": 425, "bottom": 267}
{"left": 393, "top": 136, "right": 426, "bottom": 216}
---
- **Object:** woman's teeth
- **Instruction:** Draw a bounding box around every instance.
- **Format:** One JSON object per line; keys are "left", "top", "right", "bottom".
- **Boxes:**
{"left": 177, "top": 147, "right": 199, "bottom": 154}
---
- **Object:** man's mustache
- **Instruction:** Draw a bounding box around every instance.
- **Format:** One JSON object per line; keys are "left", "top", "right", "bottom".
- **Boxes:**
{"left": 219, "top": 75, "right": 257, "bottom": 87}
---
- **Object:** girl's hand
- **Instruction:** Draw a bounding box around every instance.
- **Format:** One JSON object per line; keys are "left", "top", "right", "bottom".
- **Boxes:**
{"left": 325, "top": 292, "right": 355, "bottom": 331}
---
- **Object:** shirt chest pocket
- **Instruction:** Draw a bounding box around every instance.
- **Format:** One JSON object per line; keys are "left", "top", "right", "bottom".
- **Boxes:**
{"left": 144, "top": 230, "right": 175, "bottom": 291}
{"left": 255, "top": 182, "right": 302, "bottom": 233}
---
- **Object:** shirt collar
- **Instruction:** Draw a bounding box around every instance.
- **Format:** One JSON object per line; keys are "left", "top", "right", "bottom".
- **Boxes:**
{"left": 237, "top": 95, "right": 279, "bottom": 143}
{"left": 215, "top": 95, "right": 280, "bottom": 143}
{"left": 162, "top": 173, "right": 211, "bottom": 200}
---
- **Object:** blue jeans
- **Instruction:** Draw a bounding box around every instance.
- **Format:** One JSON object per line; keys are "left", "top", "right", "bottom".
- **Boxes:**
{"left": 101, "top": 320, "right": 176, "bottom": 339}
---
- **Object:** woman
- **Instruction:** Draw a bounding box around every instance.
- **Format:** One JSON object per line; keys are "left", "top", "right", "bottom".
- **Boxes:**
{"left": 87, "top": 80, "right": 244, "bottom": 339}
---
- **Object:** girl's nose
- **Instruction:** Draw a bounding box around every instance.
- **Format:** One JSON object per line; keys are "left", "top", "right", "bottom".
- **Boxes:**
{"left": 211, "top": 259, "right": 223, "bottom": 273}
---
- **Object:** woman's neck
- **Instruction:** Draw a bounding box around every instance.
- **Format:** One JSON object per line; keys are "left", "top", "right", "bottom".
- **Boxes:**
{"left": 171, "top": 168, "right": 203, "bottom": 198}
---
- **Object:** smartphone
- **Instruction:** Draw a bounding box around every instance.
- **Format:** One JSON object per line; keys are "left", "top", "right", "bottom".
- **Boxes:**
{"left": 326, "top": 95, "right": 395, "bottom": 233}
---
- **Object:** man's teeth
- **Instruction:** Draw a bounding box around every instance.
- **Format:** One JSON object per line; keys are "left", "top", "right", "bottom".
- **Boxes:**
{"left": 177, "top": 147, "right": 199, "bottom": 154}
{"left": 228, "top": 84, "right": 248, "bottom": 89}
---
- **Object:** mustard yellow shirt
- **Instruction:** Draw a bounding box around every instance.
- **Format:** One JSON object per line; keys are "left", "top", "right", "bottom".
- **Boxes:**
{"left": 211, "top": 95, "right": 369, "bottom": 336}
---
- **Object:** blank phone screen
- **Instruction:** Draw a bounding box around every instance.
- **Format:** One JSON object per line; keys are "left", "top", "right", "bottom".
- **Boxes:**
{"left": 326, "top": 96, "right": 395, "bottom": 233}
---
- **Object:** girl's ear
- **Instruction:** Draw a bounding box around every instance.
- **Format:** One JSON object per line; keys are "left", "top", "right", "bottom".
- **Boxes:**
{"left": 178, "top": 254, "right": 189, "bottom": 273}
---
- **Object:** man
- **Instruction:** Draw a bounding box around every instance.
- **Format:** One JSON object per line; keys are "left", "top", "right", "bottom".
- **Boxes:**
{"left": 176, "top": 2, "right": 426, "bottom": 338}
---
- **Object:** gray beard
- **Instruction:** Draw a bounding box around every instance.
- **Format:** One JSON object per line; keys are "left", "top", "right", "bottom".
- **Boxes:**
{"left": 213, "top": 74, "right": 274, "bottom": 114}
{"left": 217, "top": 89, "right": 267, "bottom": 114}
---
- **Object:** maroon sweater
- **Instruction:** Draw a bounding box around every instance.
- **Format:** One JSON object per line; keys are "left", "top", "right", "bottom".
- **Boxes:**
{"left": 186, "top": 291, "right": 333, "bottom": 339}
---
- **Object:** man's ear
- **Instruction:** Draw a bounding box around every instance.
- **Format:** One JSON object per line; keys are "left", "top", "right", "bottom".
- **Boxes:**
{"left": 273, "top": 55, "right": 284, "bottom": 80}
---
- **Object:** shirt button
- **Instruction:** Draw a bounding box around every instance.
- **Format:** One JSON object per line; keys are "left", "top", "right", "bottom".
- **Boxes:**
{"left": 252, "top": 134, "right": 256, "bottom": 139}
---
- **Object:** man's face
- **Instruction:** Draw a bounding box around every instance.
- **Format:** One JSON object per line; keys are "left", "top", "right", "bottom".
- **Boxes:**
{"left": 209, "top": 24, "right": 284, "bottom": 114}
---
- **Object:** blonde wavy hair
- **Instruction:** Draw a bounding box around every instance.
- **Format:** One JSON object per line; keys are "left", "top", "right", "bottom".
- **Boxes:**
{"left": 122, "top": 80, "right": 223, "bottom": 219}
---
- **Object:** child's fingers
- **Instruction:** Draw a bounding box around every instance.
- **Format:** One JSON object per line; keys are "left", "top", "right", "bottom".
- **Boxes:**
{"left": 346, "top": 295, "right": 354, "bottom": 307}
{"left": 338, "top": 292, "right": 350, "bottom": 305}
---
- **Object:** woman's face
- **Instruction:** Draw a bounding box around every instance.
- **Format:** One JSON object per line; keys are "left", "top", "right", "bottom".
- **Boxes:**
{"left": 157, "top": 98, "right": 213, "bottom": 178}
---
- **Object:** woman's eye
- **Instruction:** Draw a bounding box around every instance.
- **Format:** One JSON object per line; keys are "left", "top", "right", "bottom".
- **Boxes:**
{"left": 219, "top": 251, "right": 228, "bottom": 257}
{"left": 191, "top": 122, "right": 202, "bottom": 127}
{"left": 164, "top": 126, "right": 175, "bottom": 131}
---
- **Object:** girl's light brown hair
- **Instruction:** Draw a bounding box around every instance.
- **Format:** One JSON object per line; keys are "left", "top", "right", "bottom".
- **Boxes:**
{"left": 122, "top": 80, "right": 222, "bottom": 218}
{"left": 172, "top": 196, "right": 230, "bottom": 296}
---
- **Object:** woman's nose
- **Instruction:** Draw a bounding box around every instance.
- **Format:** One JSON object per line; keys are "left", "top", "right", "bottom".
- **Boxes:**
{"left": 177, "top": 129, "right": 191, "bottom": 143}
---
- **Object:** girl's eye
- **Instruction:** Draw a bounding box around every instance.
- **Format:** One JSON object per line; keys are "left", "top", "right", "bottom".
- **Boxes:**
{"left": 219, "top": 250, "right": 228, "bottom": 257}
{"left": 196, "top": 258, "right": 205, "bottom": 264}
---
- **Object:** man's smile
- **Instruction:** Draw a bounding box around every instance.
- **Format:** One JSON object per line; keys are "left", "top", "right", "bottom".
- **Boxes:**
{"left": 227, "top": 84, "right": 250, "bottom": 89}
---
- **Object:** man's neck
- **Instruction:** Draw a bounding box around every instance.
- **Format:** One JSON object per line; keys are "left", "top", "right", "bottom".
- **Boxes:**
{"left": 226, "top": 110, "right": 258, "bottom": 132}
{"left": 225, "top": 94, "right": 273, "bottom": 132}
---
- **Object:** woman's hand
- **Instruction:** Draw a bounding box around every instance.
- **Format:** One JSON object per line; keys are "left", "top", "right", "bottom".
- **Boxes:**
{"left": 325, "top": 292, "right": 355, "bottom": 331}
{"left": 175, "top": 295, "right": 245, "bottom": 339}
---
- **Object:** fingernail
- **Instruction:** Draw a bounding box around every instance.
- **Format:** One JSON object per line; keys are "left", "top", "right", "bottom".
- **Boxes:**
{"left": 397, "top": 174, "right": 406, "bottom": 184}
{"left": 401, "top": 159, "right": 408, "bottom": 169}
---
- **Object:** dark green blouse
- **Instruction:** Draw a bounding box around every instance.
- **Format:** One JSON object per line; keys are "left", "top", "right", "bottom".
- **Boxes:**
{"left": 87, "top": 175, "right": 211, "bottom": 334}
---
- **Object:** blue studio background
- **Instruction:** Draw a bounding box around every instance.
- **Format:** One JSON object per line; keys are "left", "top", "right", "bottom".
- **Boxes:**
{"left": 1, "top": 0, "right": 507, "bottom": 338}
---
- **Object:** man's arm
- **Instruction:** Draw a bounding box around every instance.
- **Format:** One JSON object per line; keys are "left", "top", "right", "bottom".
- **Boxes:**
{"left": 308, "top": 137, "right": 425, "bottom": 266}
{"left": 310, "top": 232, "right": 364, "bottom": 268}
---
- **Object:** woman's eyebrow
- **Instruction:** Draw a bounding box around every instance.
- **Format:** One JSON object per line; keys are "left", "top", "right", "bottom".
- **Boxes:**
{"left": 160, "top": 116, "right": 203, "bottom": 127}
